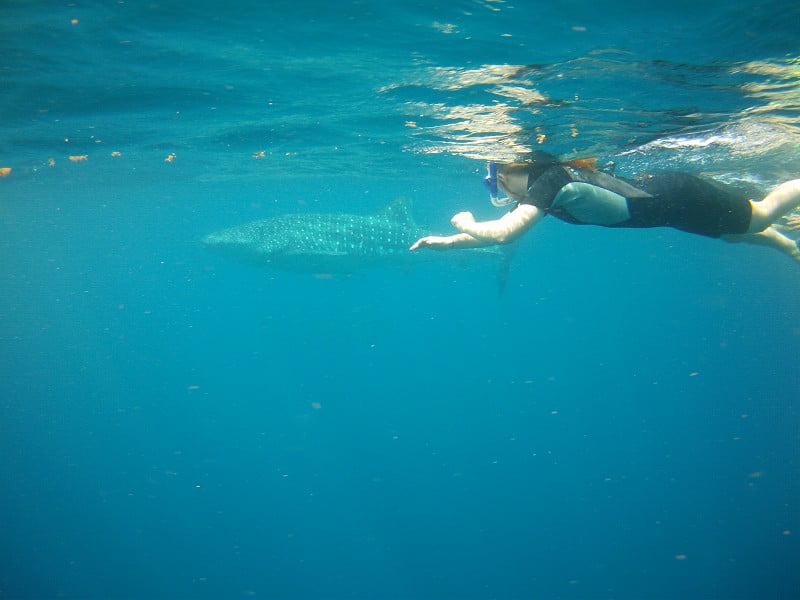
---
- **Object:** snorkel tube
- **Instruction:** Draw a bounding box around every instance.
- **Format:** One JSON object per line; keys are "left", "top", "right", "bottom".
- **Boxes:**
{"left": 484, "top": 160, "right": 498, "bottom": 201}
{"left": 484, "top": 161, "right": 515, "bottom": 207}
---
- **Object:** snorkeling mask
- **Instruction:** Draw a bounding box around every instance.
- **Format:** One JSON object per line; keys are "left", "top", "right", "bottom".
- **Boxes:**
{"left": 483, "top": 161, "right": 518, "bottom": 207}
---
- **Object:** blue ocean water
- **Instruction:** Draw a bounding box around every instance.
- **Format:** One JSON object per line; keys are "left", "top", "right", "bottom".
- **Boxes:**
{"left": 1, "top": 1, "right": 799, "bottom": 598}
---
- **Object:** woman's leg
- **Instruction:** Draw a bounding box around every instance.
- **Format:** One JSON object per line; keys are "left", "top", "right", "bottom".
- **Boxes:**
{"left": 748, "top": 180, "right": 800, "bottom": 232}
{"left": 722, "top": 226, "right": 800, "bottom": 262}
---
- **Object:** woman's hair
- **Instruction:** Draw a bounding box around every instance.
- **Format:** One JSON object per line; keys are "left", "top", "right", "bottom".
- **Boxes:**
{"left": 516, "top": 149, "right": 560, "bottom": 167}
{"left": 498, "top": 150, "right": 560, "bottom": 182}
{"left": 504, "top": 150, "right": 597, "bottom": 176}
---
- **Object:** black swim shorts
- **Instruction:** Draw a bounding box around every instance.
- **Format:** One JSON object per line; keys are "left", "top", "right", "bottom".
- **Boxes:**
{"left": 625, "top": 172, "right": 752, "bottom": 237}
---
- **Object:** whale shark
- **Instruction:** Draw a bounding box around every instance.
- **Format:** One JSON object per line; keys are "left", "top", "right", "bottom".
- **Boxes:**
{"left": 202, "top": 198, "right": 513, "bottom": 287}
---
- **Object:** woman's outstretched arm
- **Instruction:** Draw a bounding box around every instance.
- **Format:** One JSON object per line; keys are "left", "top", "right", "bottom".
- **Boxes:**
{"left": 410, "top": 204, "right": 543, "bottom": 251}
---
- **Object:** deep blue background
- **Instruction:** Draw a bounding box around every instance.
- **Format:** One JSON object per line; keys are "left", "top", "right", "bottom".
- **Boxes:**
{"left": 1, "top": 1, "right": 799, "bottom": 598}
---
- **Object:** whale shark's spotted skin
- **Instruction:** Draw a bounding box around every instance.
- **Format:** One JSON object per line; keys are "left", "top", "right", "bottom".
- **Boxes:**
{"left": 202, "top": 199, "right": 506, "bottom": 274}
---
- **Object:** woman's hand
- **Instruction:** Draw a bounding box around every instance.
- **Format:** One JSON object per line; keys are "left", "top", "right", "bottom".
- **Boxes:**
{"left": 450, "top": 211, "right": 476, "bottom": 231}
{"left": 409, "top": 235, "right": 454, "bottom": 251}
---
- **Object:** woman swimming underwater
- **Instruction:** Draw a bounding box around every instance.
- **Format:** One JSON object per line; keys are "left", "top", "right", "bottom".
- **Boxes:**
{"left": 410, "top": 151, "right": 800, "bottom": 263}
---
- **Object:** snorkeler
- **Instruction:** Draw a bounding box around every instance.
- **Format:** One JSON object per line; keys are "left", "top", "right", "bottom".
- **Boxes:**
{"left": 409, "top": 151, "right": 800, "bottom": 263}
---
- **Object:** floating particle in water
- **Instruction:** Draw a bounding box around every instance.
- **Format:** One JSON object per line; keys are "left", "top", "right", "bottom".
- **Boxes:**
{"left": 432, "top": 22, "right": 458, "bottom": 34}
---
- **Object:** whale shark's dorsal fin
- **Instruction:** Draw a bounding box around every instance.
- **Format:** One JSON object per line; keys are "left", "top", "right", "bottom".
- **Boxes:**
{"left": 376, "top": 198, "right": 414, "bottom": 225}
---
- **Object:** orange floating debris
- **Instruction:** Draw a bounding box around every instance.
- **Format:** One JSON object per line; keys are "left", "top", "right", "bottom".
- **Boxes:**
{"left": 165, "top": 153, "right": 176, "bottom": 162}
{"left": 69, "top": 155, "right": 88, "bottom": 162}
{"left": 0, "top": 167, "right": 11, "bottom": 177}
{"left": 71, "top": 19, "right": 79, "bottom": 25}
{"left": 111, "top": 151, "right": 122, "bottom": 157}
